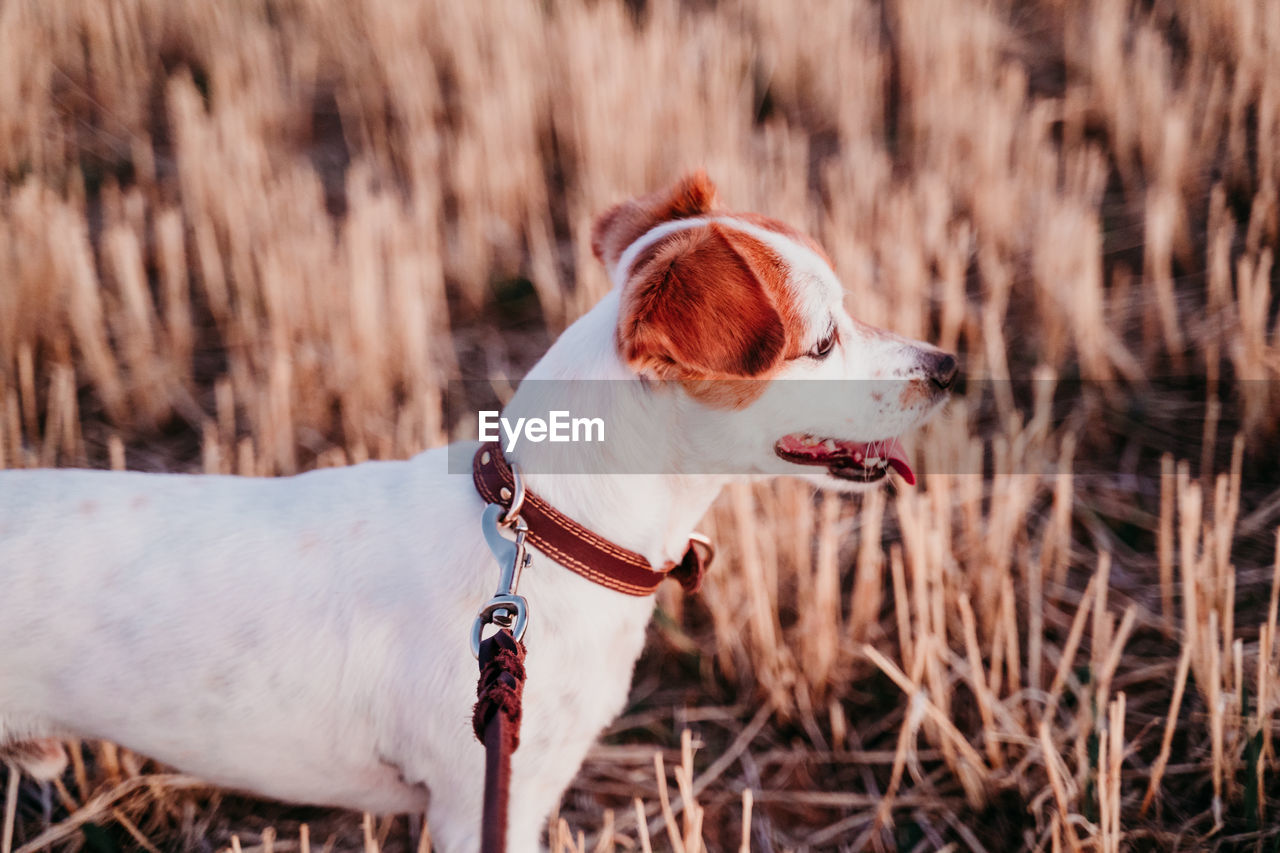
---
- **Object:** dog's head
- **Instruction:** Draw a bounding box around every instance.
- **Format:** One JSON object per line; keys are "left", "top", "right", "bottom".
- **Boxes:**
{"left": 593, "top": 172, "right": 957, "bottom": 491}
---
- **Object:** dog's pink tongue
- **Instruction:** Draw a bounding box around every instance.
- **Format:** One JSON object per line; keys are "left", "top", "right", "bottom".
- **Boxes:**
{"left": 882, "top": 438, "right": 915, "bottom": 486}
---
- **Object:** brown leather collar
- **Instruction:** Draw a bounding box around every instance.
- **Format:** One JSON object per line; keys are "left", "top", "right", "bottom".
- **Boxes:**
{"left": 472, "top": 442, "right": 711, "bottom": 596}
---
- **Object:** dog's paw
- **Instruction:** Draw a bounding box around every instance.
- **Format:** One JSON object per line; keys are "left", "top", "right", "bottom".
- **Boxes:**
{"left": 3, "top": 739, "right": 68, "bottom": 781}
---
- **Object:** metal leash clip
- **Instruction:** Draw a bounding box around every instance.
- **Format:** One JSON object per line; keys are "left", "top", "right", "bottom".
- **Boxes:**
{"left": 470, "top": 467, "right": 532, "bottom": 657}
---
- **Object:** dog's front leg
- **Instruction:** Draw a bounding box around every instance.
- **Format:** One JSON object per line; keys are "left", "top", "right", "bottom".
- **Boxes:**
{"left": 414, "top": 720, "right": 592, "bottom": 852}
{"left": 423, "top": 764, "right": 483, "bottom": 853}
{"left": 419, "top": 756, "right": 548, "bottom": 853}
{"left": 505, "top": 767, "right": 568, "bottom": 853}
{"left": 503, "top": 714, "right": 608, "bottom": 853}
{"left": 410, "top": 728, "right": 547, "bottom": 853}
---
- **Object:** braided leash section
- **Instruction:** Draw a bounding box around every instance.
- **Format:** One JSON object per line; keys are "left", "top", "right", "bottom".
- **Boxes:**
{"left": 473, "top": 629, "right": 527, "bottom": 749}
{"left": 474, "top": 627, "right": 526, "bottom": 853}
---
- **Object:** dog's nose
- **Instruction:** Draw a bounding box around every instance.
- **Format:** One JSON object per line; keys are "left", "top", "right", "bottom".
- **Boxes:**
{"left": 927, "top": 352, "right": 959, "bottom": 390}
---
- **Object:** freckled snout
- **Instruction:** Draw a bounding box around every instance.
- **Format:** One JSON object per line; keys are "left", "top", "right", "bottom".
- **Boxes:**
{"left": 926, "top": 351, "right": 959, "bottom": 391}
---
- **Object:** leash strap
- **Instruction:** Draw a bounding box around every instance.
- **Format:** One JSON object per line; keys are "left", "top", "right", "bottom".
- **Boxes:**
{"left": 472, "top": 503, "right": 531, "bottom": 853}
{"left": 474, "top": 628, "right": 525, "bottom": 853}
{"left": 472, "top": 442, "right": 713, "bottom": 595}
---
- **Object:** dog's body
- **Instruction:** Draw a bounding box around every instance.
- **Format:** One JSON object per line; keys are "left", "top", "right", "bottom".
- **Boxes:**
{"left": 0, "top": 448, "right": 655, "bottom": 847}
{"left": 0, "top": 174, "right": 955, "bottom": 852}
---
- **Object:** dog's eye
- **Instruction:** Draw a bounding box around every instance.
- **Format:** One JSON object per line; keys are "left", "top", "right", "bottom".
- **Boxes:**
{"left": 808, "top": 328, "right": 837, "bottom": 360}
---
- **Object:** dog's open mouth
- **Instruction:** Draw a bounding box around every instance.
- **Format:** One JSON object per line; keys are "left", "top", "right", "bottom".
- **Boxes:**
{"left": 774, "top": 434, "right": 916, "bottom": 485}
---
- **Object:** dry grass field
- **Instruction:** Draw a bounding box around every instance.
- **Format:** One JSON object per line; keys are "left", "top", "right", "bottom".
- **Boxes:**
{"left": 2, "top": 0, "right": 1280, "bottom": 850}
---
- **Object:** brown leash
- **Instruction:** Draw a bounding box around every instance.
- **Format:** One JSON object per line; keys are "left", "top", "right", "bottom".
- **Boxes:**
{"left": 473, "top": 628, "right": 525, "bottom": 853}
{"left": 469, "top": 442, "right": 714, "bottom": 852}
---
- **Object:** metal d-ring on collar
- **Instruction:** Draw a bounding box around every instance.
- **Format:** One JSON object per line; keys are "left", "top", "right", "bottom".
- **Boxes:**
{"left": 687, "top": 531, "right": 715, "bottom": 570}
{"left": 470, "top": 461, "right": 532, "bottom": 658}
{"left": 499, "top": 462, "right": 526, "bottom": 527}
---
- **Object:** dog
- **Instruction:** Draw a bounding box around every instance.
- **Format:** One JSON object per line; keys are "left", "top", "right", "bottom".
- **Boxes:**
{"left": 0, "top": 173, "right": 956, "bottom": 852}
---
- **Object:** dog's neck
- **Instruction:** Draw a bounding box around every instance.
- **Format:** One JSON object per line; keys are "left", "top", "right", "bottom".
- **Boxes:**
{"left": 502, "top": 290, "right": 729, "bottom": 568}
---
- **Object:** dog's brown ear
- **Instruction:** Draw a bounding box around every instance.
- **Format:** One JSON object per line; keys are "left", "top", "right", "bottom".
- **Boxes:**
{"left": 618, "top": 223, "right": 786, "bottom": 379}
{"left": 591, "top": 171, "right": 719, "bottom": 269}
{"left": 659, "top": 170, "right": 719, "bottom": 219}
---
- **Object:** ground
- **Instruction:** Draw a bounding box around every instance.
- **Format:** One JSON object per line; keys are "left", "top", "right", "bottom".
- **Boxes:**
{"left": 1, "top": 0, "right": 1279, "bottom": 850}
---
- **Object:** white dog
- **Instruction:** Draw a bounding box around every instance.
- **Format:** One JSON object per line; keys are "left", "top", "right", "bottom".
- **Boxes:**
{"left": 0, "top": 173, "right": 956, "bottom": 851}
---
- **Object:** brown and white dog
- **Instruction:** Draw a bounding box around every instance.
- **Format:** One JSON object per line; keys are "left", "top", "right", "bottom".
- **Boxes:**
{"left": 0, "top": 173, "right": 956, "bottom": 851}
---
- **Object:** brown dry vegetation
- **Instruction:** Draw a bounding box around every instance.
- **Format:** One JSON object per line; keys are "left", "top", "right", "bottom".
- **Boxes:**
{"left": 2, "top": 0, "right": 1280, "bottom": 850}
